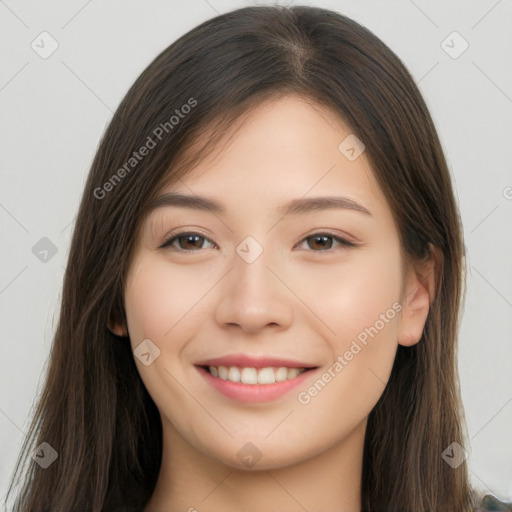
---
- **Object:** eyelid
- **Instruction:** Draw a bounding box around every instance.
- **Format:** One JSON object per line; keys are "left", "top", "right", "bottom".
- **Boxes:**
{"left": 297, "top": 230, "right": 357, "bottom": 248}
{"left": 158, "top": 230, "right": 216, "bottom": 250}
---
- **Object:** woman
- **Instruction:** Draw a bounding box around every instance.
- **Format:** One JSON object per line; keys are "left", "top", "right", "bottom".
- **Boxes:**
{"left": 5, "top": 5, "right": 488, "bottom": 511}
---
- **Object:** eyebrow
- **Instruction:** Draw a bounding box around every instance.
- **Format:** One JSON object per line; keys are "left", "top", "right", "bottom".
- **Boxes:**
{"left": 147, "top": 192, "right": 372, "bottom": 217}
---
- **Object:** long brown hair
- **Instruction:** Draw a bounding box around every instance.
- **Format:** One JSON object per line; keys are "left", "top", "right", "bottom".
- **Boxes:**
{"left": 5, "top": 5, "right": 475, "bottom": 511}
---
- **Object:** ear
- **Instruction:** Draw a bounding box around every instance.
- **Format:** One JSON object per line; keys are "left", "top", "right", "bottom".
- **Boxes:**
{"left": 108, "top": 321, "right": 128, "bottom": 337}
{"left": 397, "top": 246, "right": 438, "bottom": 347}
{"left": 107, "top": 304, "right": 129, "bottom": 337}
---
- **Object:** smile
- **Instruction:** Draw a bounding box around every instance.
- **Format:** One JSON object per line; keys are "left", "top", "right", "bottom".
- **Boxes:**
{"left": 196, "top": 364, "right": 318, "bottom": 403}
{"left": 204, "top": 365, "right": 308, "bottom": 384}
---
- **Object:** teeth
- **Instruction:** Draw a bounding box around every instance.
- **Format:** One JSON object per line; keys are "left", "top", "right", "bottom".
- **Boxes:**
{"left": 208, "top": 365, "right": 307, "bottom": 384}
{"left": 241, "top": 367, "right": 258, "bottom": 384}
{"left": 275, "top": 367, "right": 288, "bottom": 382}
{"left": 218, "top": 366, "right": 228, "bottom": 380}
{"left": 287, "top": 368, "right": 301, "bottom": 379}
{"left": 228, "top": 366, "right": 240, "bottom": 382}
{"left": 257, "top": 367, "right": 275, "bottom": 384}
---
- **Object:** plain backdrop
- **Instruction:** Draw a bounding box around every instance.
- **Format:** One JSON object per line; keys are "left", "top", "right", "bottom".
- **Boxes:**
{"left": 1, "top": 0, "right": 511, "bottom": 505}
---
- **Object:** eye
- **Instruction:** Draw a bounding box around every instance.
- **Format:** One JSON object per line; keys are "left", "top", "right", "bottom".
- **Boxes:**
{"left": 160, "top": 231, "right": 356, "bottom": 252}
{"left": 159, "top": 232, "right": 216, "bottom": 251}
{"left": 295, "top": 232, "right": 356, "bottom": 252}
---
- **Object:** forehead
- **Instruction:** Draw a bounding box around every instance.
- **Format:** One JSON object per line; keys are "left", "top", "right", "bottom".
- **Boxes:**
{"left": 141, "top": 94, "right": 394, "bottom": 238}
{"left": 186, "top": 95, "right": 355, "bottom": 176}
{"left": 166, "top": 95, "right": 379, "bottom": 198}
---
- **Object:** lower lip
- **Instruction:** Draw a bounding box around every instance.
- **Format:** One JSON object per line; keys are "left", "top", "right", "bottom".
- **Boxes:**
{"left": 196, "top": 366, "right": 317, "bottom": 403}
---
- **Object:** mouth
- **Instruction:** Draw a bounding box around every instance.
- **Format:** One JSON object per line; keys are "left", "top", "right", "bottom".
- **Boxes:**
{"left": 199, "top": 364, "right": 316, "bottom": 385}
{"left": 195, "top": 357, "right": 319, "bottom": 403}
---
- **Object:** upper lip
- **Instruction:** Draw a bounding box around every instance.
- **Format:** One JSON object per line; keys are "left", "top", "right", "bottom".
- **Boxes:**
{"left": 196, "top": 354, "right": 318, "bottom": 369}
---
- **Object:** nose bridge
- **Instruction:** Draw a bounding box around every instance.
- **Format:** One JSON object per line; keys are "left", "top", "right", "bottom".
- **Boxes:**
{"left": 235, "top": 237, "right": 274, "bottom": 297}
{"left": 232, "top": 233, "right": 279, "bottom": 308}
{"left": 214, "top": 234, "right": 293, "bottom": 333}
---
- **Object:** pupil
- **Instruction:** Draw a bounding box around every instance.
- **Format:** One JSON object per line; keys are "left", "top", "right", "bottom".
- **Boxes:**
{"left": 312, "top": 235, "right": 331, "bottom": 249}
{"left": 184, "top": 234, "right": 201, "bottom": 248}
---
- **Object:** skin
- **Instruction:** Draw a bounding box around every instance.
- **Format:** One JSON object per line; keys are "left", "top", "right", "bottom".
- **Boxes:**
{"left": 111, "top": 95, "right": 435, "bottom": 512}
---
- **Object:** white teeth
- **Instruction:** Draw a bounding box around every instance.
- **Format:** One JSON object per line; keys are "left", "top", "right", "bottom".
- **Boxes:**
{"left": 287, "top": 368, "right": 301, "bottom": 379}
{"left": 257, "top": 367, "right": 275, "bottom": 384}
{"left": 275, "top": 367, "right": 288, "bottom": 382}
{"left": 218, "top": 365, "right": 228, "bottom": 380}
{"left": 241, "top": 367, "right": 258, "bottom": 384}
{"left": 228, "top": 366, "right": 240, "bottom": 382}
{"left": 207, "top": 365, "right": 307, "bottom": 384}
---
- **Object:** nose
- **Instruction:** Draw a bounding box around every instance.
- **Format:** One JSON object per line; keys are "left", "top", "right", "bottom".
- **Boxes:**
{"left": 214, "top": 247, "right": 294, "bottom": 334}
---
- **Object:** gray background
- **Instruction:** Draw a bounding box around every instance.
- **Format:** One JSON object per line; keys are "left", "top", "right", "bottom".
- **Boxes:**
{"left": 1, "top": 0, "right": 511, "bottom": 505}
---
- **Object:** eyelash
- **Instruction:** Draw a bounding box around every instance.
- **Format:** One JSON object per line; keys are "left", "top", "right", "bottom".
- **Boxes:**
{"left": 159, "top": 231, "right": 357, "bottom": 253}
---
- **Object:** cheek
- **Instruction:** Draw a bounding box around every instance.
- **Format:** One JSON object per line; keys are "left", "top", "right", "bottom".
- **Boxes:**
{"left": 304, "top": 244, "right": 402, "bottom": 408}
{"left": 292, "top": 244, "right": 403, "bottom": 352}
{"left": 123, "top": 256, "right": 213, "bottom": 420}
{"left": 124, "top": 256, "right": 212, "bottom": 343}
{"left": 291, "top": 284, "right": 401, "bottom": 447}
{"left": 290, "top": 244, "right": 403, "bottom": 415}
{"left": 263, "top": 246, "right": 404, "bottom": 462}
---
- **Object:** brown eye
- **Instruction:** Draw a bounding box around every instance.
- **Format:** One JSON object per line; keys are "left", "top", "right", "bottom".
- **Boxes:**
{"left": 160, "top": 232, "right": 216, "bottom": 251}
{"left": 297, "top": 233, "right": 356, "bottom": 252}
{"left": 159, "top": 231, "right": 355, "bottom": 253}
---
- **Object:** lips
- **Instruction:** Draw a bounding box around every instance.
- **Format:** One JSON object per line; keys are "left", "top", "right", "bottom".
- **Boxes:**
{"left": 195, "top": 354, "right": 319, "bottom": 403}
{"left": 195, "top": 354, "right": 318, "bottom": 369}
{"left": 195, "top": 354, "right": 318, "bottom": 384}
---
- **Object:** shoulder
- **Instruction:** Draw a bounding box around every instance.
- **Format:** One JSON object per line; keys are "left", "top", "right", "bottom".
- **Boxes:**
{"left": 474, "top": 493, "right": 512, "bottom": 511}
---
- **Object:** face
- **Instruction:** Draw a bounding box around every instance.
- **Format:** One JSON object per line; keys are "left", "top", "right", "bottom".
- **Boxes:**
{"left": 114, "top": 95, "right": 429, "bottom": 471}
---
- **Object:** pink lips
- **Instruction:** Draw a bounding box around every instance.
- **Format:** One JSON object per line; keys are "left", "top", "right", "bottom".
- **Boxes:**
{"left": 195, "top": 353, "right": 318, "bottom": 403}
{"left": 195, "top": 354, "right": 317, "bottom": 369}
{"left": 196, "top": 366, "right": 316, "bottom": 403}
